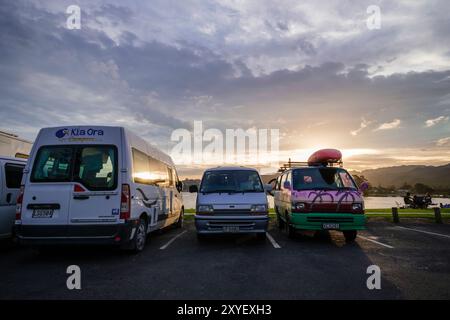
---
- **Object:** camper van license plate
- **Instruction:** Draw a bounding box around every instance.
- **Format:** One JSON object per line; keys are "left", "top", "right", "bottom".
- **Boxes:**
{"left": 32, "top": 209, "right": 54, "bottom": 218}
{"left": 322, "top": 223, "right": 339, "bottom": 230}
{"left": 223, "top": 226, "right": 239, "bottom": 233}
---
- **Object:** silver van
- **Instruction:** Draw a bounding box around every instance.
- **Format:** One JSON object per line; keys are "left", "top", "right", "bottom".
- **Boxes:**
{"left": 190, "top": 166, "right": 271, "bottom": 240}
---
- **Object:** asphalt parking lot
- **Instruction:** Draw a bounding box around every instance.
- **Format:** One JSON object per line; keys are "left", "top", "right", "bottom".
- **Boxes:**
{"left": 0, "top": 218, "right": 449, "bottom": 300}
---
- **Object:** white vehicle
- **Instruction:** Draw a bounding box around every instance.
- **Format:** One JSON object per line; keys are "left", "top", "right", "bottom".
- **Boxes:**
{"left": 15, "top": 126, "right": 184, "bottom": 252}
{"left": 190, "top": 166, "right": 271, "bottom": 240}
{"left": 0, "top": 157, "right": 27, "bottom": 239}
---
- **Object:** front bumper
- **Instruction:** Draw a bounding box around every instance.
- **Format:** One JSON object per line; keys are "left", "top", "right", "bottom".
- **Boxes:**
{"left": 195, "top": 215, "right": 269, "bottom": 234}
{"left": 14, "top": 220, "right": 137, "bottom": 246}
{"left": 290, "top": 213, "right": 366, "bottom": 231}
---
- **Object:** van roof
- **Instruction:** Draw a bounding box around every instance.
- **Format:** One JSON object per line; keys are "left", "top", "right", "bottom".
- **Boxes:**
{"left": 205, "top": 166, "right": 259, "bottom": 172}
{"left": 37, "top": 125, "right": 174, "bottom": 167}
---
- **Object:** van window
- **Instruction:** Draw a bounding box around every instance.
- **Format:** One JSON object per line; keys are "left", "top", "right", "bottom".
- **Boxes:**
{"left": 73, "top": 146, "right": 117, "bottom": 190}
{"left": 200, "top": 170, "right": 264, "bottom": 193}
{"left": 31, "top": 145, "right": 118, "bottom": 190}
{"left": 5, "top": 163, "right": 25, "bottom": 188}
{"left": 132, "top": 148, "right": 169, "bottom": 186}
{"left": 31, "top": 146, "right": 73, "bottom": 182}
{"left": 292, "top": 167, "right": 357, "bottom": 191}
{"left": 167, "top": 167, "right": 174, "bottom": 187}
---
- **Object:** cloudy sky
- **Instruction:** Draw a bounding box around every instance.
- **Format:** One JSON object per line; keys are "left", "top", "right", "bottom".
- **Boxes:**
{"left": 1, "top": 0, "right": 449, "bottom": 177}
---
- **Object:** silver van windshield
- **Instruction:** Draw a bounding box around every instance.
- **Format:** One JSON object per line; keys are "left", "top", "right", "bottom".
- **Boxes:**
{"left": 200, "top": 170, "right": 264, "bottom": 193}
{"left": 31, "top": 145, "right": 118, "bottom": 191}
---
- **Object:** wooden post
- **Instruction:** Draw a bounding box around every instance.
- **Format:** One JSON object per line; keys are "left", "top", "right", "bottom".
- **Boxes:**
{"left": 392, "top": 207, "right": 400, "bottom": 223}
{"left": 434, "top": 207, "right": 442, "bottom": 224}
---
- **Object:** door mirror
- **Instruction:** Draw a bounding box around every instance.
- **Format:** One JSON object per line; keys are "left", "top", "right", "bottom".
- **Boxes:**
{"left": 189, "top": 185, "right": 198, "bottom": 193}
{"left": 283, "top": 181, "right": 292, "bottom": 190}
{"left": 176, "top": 181, "right": 183, "bottom": 193}
{"left": 264, "top": 184, "right": 274, "bottom": 196}
{"left": 359, "top": 181, "right": 369, "bottom": 192}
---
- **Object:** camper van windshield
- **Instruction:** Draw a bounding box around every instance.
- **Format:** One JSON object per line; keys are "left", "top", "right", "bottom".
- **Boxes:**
{"left": 31, "top": 145, "right": 117, "bottom": 190}
{"left": 292, "top": 167, "right": 356, "bottom": 191}
{"left": 200, "top": 170, "right": 264, "bottom": 193}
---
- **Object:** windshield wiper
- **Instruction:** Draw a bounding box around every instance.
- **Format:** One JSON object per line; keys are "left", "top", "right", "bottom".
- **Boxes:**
{"left": 239, "top": 189, "right": 263, "bottom": 193}
{"left": 201, "top": 189, "right": 237, "bottom": 194}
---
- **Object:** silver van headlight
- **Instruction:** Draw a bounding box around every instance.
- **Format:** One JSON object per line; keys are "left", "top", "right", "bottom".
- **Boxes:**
{"left": 251, "top": 204, "right": 268, "bottom": 213}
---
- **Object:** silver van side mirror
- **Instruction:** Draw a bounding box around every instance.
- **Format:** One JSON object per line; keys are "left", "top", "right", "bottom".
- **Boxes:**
{"left": 264, "top": 184, "right": 273, "bottom": 196}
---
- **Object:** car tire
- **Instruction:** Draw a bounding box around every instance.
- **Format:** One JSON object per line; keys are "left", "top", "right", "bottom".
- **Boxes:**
{"left": 343, "top": 230, "right": 357, "bottom": 242}
{"left": 276, "top": 209, "right": 285, "bottom": 229}
{"left": 175, "top": 209, "right": 184, "bottom": 228}
{"left": 285, "top": 213, "right": 296, "bottom": 238}
{"left": 129, "top": 218, "right": 147, "bottom": 253}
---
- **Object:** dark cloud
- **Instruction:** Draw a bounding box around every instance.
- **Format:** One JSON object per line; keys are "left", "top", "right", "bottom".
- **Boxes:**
{"left": 0, "top": 0, "right": 449, "bottom": 172}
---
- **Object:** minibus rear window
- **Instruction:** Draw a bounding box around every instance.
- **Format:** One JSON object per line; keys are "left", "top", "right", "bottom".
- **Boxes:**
{"left": 31, "top": 145, "right": 118, "bottom": 190}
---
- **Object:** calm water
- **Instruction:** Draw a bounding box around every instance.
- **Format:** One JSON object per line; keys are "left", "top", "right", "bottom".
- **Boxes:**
{"left": 181, "top": 192, "right": 450, "bottom": 210}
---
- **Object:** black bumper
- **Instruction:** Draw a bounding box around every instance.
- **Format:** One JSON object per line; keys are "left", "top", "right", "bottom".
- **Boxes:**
{"left": 14, "top": 221, "right": 137, "bottom": 246}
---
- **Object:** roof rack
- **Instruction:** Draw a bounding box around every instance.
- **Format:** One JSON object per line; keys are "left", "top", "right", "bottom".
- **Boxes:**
{"left": 277, "top": 158, "right": 343, "bottom": 173}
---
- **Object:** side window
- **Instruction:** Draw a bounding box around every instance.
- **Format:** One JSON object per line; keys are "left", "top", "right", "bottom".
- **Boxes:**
{"left": 280, "top": 173, "right": 287, "bottom": 190}
{"left": 275, "top": 175, "right": 281, "bottom": 190}
{"left": 132, "top": 148, "right": 150, "bottom": 184}
{"left": 5, "top": 163, "right": 25, "bottom": 189}
{"left": 148, "top": 156, "right": 169, "bottom": 186}
{"left": 167, "top": 167, "right": 174, "bottom": 187}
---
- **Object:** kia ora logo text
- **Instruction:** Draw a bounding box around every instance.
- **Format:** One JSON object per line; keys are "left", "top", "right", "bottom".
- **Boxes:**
{"left": 55, "top": 128, "right": 104, "bottom": 138}
{"left": 55, "top": 128, "right": 69, "bottom": 138}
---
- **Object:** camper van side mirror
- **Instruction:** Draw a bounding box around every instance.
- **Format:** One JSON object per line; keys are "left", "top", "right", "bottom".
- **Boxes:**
{"left": 176, "top": 181, "right": 183, "bottom": 193}
{"left": 189, "top": 185, "right": 198, "bottom": 193}
{"left": 283, "top": 181, "right": 292, "bottom": 190}
{"left": 359, "top": 181, "right": 369, "bottom": 192}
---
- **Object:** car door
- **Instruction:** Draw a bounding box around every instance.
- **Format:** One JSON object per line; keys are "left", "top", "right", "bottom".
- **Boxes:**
{"left": 68, "top": 145, "right": 121, "bottom": 228}
{"left": 1, "top": 162, "right": 25, "bottom": 236}
{"left": 22, "top": 146, "right": 73, "bottom": 230}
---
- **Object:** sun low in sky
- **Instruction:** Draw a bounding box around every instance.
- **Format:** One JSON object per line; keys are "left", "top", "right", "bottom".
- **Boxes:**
{"left": 0, "top": 0, "right": 449, "bottom": 177}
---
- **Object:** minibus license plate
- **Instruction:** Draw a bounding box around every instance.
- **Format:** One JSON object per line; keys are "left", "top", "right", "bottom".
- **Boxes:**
{"left": 223, "top": 226, "right": 239, "bottom": 233}
{"left": 322, "top": 223, "right": 339, "bottom": 230}
{"left": 32, "top": 209, "right": 54, "bottom": 218}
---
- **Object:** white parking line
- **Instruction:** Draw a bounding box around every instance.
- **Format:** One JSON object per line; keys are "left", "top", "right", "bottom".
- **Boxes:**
{"left": 396, "top": 226, "right": 450, "bottom": 239}
{"left": 357, "top": 235, "right": 394, "bottom": 249}
{"left": 159, "top": 230, "right": 187, "bottom": 250}
{"left": 266, "top": 232, "right": 281, "bottom": 249}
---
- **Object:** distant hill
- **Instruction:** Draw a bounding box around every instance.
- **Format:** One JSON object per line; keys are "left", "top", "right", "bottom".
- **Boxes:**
{"left": 355, "top": 164, "right": 450, "bottom": 189}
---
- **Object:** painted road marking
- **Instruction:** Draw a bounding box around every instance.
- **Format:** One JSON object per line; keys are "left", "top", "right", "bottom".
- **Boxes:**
{"left": 266, "top": 232, "right": 281, "bottom": 249}
{"left": 159, "top": 230, "right": 187, "bottom": 250}
{"left": 396, "top": 226, "right": 450, "bottom": 239}
{"left": 357, "top": 235, "right": 394, "bottom": 249}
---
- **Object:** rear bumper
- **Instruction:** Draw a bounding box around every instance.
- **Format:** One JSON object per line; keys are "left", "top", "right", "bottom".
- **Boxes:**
{"left": 14, "top": 220, "right": 137, "bottom": 246}
{"left": 290, "top": 213, "right": 366, "bottom": 231}
{"left": 195, "top": 215, "right": 268, "bottom": 234}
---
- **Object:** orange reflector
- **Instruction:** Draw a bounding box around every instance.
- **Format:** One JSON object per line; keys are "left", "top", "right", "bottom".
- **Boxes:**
{"left": 74, "top": 184, "right": 85, "bottom": 192}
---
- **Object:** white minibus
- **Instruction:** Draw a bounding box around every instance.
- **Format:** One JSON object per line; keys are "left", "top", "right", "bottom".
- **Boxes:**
{"left": 15, "top": 126, "right": 184, "bottom": 252}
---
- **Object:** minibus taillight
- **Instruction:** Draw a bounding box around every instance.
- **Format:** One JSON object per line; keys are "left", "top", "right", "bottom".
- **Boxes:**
{"left": 15, "top": 185, "right": 24, "bottom": 221}
{"left": 120, "top": 184, "right": 131, "bottom": 220}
